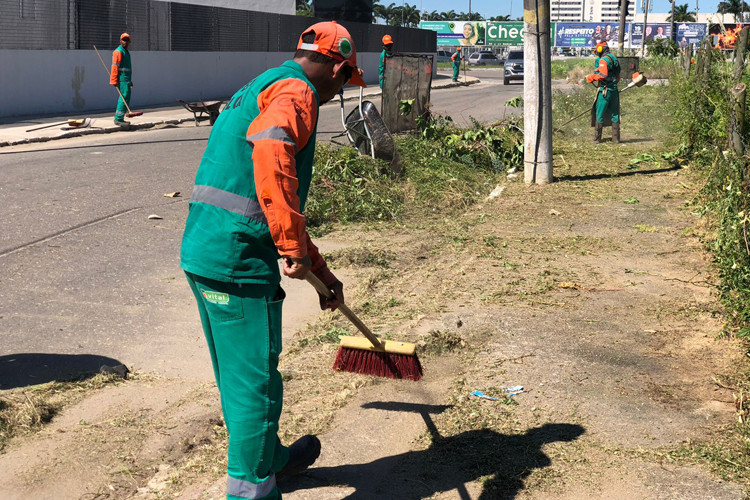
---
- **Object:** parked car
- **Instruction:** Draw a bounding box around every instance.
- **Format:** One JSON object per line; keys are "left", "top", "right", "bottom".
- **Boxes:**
{"left": 468, "top": 51, "right": 501, "bottom": 66}
{"left": 503, "top": 50, "right": 524, "bottom": 85}
{"left": 436, "top": 50, "right": 452, "bottom": 62}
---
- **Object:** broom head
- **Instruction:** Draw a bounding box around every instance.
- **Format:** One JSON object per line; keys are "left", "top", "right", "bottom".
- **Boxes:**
{"left": 333, "top": 336, "right": 423, "bottom": 381}
{"left": 125, "top": 111, "right": 143, "bottom": 118}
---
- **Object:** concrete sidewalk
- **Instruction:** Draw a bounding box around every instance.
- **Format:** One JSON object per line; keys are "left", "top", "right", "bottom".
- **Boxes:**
{"left": 0, "top": 74, "right": 479, "bottom": 148}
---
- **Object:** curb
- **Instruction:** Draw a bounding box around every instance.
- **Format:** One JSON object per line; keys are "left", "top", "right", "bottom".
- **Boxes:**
{"left": 1, "top": 79, "right": 481, "bottom": 148}
{"left": 1, "top": 118, "right": 195, "bottom": 148}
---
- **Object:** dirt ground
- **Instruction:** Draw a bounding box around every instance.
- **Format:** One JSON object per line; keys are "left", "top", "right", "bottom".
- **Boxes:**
{"left": 2, "top": 107, "right": 749, "bottom": 499}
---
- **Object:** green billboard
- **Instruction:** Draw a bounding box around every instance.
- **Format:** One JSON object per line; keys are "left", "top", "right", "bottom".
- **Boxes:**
{"left": 419, "top": 21, "right": 556, "bottom": 47}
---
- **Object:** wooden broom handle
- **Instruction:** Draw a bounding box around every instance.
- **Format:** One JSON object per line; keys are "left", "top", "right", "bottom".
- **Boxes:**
{"left": 93, "top": 45, "right": 136, "bottom": 116}
{"left": 304, "top": 272, "right": 384, "bottom": 350}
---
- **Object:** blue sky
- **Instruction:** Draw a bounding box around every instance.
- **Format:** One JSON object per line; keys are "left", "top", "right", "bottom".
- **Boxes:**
{"left": 411, "top": 1, "right": 721, "bottom": 19}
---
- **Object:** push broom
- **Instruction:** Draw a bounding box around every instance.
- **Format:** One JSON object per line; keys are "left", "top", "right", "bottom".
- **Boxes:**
{"left": 305, "top": 272, "right": 423, "bottom": 381}
{"left": 93, "top": 45, "right": 143, "bottom": 118}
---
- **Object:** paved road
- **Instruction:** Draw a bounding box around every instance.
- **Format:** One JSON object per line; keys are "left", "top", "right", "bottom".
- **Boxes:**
{"left": 0, "top": 69, "right": 523, "bottom": 385}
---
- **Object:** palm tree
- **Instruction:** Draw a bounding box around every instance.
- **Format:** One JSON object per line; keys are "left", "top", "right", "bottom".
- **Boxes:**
{"left": 373, "top": 2, "right": 394, "bottom": 24}
{"left": 440, "top": 10, "right": 456, "bottom": 21}
{"left": 490, "top": 15, "right": 511, "bottom": 21}
{"left": 667, "top": 3, "right": 696, "bottom": 21}
{"left": 422, "top": 10, "right": 440, "bottom": 21}
{"left": 718, "top": 0, "right": 750, "bottom": 22}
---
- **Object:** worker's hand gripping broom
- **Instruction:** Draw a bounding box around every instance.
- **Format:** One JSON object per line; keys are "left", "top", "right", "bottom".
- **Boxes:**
{"left": 305, "top": 272, "right": 423, "bottom": 381}
{"left": 93, "top": 45, "right": 143, "bottom": 118}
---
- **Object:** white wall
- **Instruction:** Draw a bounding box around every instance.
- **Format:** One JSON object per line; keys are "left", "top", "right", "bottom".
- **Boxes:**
{"left": 151, "top": 0, "right": 295, "bottom": 15}
{"left": 0, "top": 50, "right": 382, "bottom": 118}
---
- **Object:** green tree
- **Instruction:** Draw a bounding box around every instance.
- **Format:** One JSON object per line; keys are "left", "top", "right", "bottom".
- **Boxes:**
{"left": 388, "top": 3, "right": 420, "bottom": 27}
{"left": 667, "top": 3, "right": 696, "bottom": 21}
{"left": 296, "top": 0, "right": 312, "bottom": 16}
{"left": 490, "top": 15, "right": 511, "bottom": 21}
{"left": 422, "top": 10, "right": 440, "bottom": 21}
{"left": 440, "top": 10, "right": 457, "bottom": 21}
{"left": 373, "top": 2, "right": 394, "bottom": 24}
{"left": 718, "top": 0, "right": 750, "bottom": 22}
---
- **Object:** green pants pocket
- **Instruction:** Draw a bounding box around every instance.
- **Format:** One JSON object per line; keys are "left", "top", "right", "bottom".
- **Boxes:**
{"left": 198, "top": 285, "right": 244, "bottom": 322}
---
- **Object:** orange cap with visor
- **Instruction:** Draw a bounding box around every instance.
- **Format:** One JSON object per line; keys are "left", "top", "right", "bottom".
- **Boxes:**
{"left": 297, "top": 21, "right": 366, "bottom": 88}
{"left": 120, "top": 32, "right": 130, "bottom": 40}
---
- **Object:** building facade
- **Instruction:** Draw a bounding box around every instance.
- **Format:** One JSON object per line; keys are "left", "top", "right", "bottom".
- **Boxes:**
{"left": 551, "top": 0, "right": 636, "bottom": 23}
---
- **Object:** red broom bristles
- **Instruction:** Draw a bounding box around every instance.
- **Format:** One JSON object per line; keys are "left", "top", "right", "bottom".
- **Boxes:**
{"left": 333, "top": 346, "right": 423, "bottom": 381}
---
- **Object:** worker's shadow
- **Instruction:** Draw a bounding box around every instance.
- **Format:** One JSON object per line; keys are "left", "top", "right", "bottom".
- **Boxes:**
{"left": 280, "top": 401, "right": 585, "bottom": 499}
{"left": 0, "top": 353, "right": 127, "bottom": 389}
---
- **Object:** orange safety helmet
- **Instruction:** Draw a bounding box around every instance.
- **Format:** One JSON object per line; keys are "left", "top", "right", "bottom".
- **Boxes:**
{"left": 382, "top": 34, "right": 393, "bottom": 45}
{"left": 120, "top": 32, "right": 130, "bottom": 40}
{"left": 594, "top": 41, "right": 608, "bottom": 55}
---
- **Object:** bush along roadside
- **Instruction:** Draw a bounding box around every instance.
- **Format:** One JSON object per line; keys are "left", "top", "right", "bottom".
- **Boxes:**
{"left": 306, "top": 115, "right": 523, "bottom": 235}
{"left": 671, "top": 40, "right": 750, "bottom": 335}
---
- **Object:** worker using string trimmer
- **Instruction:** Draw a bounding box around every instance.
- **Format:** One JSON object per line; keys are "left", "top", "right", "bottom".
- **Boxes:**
{"left": 586, "top": 41, "right": 621, "bottom": 143}
{"left": 180, "top": 21, "right": 365, "bottom": 500}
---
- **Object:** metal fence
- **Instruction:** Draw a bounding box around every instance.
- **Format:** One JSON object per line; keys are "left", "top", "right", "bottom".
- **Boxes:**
{"left": 0, "top": 0, "right": 435, "bottom": 52}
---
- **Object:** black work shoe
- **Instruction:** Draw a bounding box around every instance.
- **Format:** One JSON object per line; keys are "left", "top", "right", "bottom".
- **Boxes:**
{"left": 277, "top": 435, "right": 321, "bottom": 480}
{"left": 114, "top": 119, "right": 130, "bottom": 126}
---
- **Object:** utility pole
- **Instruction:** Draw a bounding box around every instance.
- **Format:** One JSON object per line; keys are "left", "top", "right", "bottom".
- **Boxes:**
{"left": 670, "top": 0, "right": 676, "bottom": 42}
{"left": 618, "top": 0, "right": 629, "bottom": 55}
{"left": 641, "top": 0, "right": 650, "bottom": 57}
{"left": 523, "top": 0, "right": 553, "bottom": 184}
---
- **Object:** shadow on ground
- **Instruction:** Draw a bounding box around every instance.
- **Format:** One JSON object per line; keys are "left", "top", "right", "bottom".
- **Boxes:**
{"left": 556, "top": 164, "right": 681, "bottom": 182}
{"left": 0, "top": 353, "right": 126, "bottom": 389}
{"left": 281, "top": 401, "right": 585, "bottom": 499}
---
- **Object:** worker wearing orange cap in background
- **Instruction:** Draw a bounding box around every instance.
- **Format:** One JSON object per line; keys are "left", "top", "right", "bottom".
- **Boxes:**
{"left": 180, "top": 21, "right": 365, "bottom": 500}
{"left": 451, "top": 46, "right": 462, "bottom": 82}
{"left": 586, "top": 41, "right": 621, "bottom": 143}
{"left": 379, "top": 34, "right": 394, "bottom": 89}
{"left": 110, "top": 33, "right": 132, "bottom": 125}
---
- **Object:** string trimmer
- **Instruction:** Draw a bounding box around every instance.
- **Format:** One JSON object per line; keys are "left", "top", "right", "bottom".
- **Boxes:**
{"left": 554, "top": 72, "right": 647, "bottom": 133}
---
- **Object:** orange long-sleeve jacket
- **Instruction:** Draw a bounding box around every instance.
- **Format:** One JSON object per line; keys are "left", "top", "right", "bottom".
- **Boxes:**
{"left": 246, "top": 78, "right": 334, "bottom": 283}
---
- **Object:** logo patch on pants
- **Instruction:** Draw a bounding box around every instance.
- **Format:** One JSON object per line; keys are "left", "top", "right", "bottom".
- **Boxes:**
{"left": 201, "top": 289, "right": 230, "bottom": 305}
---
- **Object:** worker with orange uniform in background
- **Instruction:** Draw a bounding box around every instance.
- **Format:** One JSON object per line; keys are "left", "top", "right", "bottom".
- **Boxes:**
{"left": 451, "top": 47, "right": 462, "bottom": 82}
{"left": 110, "top": 33, "right": 132, "bottom": 125}
{"left": 379, "top": 34, "right": 394, "bottom": 89}
{"left": 586, "top": 41, "right": 621, "bottom": 143}
{"left": 180, "top": 21, "right": 365, "bottom": 500}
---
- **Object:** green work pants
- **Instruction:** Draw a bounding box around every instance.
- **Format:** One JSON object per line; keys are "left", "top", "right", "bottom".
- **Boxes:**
{"left": 115, "top": 80, "right": 132, "bottom": 122}
{"left": 185, "top": 272, "right": 289, "bottom": 500}
{"left": 452, "top": 62, "right": 460, "bottom": 81}
{"left": 595, "top": 86, "right": 620, "bottom": 124}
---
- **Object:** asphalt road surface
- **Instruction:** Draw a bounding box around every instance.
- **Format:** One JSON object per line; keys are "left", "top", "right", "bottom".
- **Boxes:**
{"left": 0, "top": 69, "right": 525, "bottom": 386}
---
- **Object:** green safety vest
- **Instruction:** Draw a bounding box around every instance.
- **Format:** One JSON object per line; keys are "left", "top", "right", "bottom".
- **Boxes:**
{"left": 598, "top": 53, "right": 620, "bottom": 89}
{"left": 180, "top": 60, "right": 320, "bottom": 284}
{"left": 114, "top": 46, "right": 131, "bottom": 82}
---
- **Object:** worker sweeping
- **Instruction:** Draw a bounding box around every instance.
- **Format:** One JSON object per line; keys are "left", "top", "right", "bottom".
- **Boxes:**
{"left": 110, "top": 33, "right": 133, "bottom": 126}
{"left": 586, "top": 41, "right": 621, "bottom": 143}
{"left": 180, "top": 21, "right": 365, "bottom": 500}
{"left": 379, "top": 34, "right": 394, "bottom": 89}
{"left": 451, "top": 47, "right": 462, "bottom": 82}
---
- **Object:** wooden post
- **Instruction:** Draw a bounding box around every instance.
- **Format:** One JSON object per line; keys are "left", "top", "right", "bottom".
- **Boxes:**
{"left": 733, "top": 27, "right": 749, "bottom": 83}
{"left": 523, "top": 0, "right": 553, "bottom": 185}
{"left": 731, "top": 83, "right": 746, "bottom": 155}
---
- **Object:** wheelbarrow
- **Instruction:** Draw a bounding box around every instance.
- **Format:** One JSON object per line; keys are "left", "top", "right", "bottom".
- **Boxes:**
{"left": 333, "top": 88, "right": 401, "bottom": 175}
{"left": 177, "top": 99, "right": 224, "bottom": 126}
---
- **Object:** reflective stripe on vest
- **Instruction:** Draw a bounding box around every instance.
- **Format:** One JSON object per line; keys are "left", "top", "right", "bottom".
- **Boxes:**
{"left": 190, "top": 185, "right": 268, "bottom": 226}
{"left": 246, "top": 126, "right": 298, "bottom": 153}
{"left": 227, "top": 474, "right": 276, "bottom": 499}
